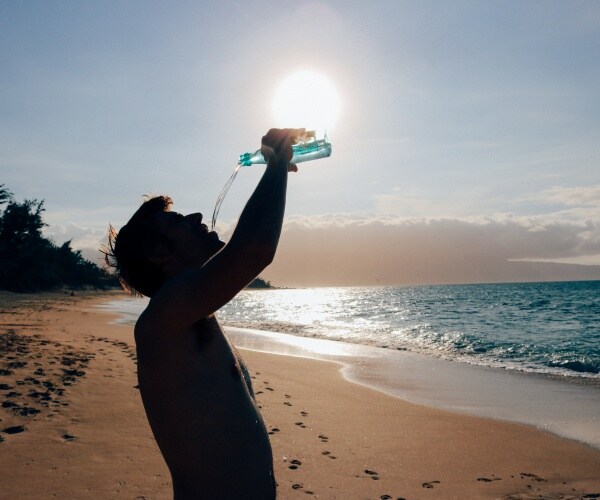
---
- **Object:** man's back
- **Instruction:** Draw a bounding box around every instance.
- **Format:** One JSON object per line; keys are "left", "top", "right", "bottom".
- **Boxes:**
{"left": 135, "top": 313, "right": 276, "bottom": 499}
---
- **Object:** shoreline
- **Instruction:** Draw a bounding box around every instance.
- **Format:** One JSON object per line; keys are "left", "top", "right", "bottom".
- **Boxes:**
{"left": 224, "top": 326, "right": 600, "bottom": 451}
{"left": 1, "top": 291, "right": 600, "bottom": 498}
{"left": 94, "top": 294, "right": 600, "bottom": 451}
{"left": 96, "top": 293, "right": 600, "bottom": 383}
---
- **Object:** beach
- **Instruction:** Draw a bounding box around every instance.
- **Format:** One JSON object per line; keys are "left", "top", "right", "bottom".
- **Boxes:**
{"left": 1, "top": 292, "right": 599, "bottom": 499}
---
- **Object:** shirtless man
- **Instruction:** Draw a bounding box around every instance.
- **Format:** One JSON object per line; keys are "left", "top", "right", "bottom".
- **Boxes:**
{"left": 106, "top": 129, "right": 300, "bottom": 499}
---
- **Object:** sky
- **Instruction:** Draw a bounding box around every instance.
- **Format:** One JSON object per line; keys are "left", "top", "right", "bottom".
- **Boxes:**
{"left": 1, "top": 1, "right": 600, "bottom": 286}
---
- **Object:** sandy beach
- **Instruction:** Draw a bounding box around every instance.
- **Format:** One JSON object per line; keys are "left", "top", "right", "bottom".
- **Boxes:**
{"left": 1, "top": 292, "right": 599, "bottom": 499}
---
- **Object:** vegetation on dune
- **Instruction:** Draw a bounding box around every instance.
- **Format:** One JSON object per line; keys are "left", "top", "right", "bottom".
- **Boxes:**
{"left": 247, "top": 277, "right": 273, "bottom": 289}
{"left": 0, "top": 184, "right": 118, "bottom": 292}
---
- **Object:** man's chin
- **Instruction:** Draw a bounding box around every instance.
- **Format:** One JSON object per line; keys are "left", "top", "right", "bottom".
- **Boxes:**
{"left": 211, "top": 233, "right": 226, "bottom": 250}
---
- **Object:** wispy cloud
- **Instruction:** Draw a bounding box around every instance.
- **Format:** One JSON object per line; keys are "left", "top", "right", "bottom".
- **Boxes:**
{"left": 539, "top": 185, "right": 600, "bottom": 207}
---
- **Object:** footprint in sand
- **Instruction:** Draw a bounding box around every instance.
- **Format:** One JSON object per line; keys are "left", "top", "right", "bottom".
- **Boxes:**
{"left": 283, "top": 401, "right": 293, "bottom": 406}
{"left": 321, "top": 451, "right": 337, "bottom": 459}
{"left": 2, "top": 425, "right": 26, "bottom": 434}
{"left": 293, "top": 485, "right": 315, "bottom": 495}
{"left": 8, "top": 361, "right": 27, "bottom": 369}
{"left": 300, "top": 411, "right": 308, "bottom": 416}
{"left": 520, "top": 472, "right": 546, "bottom": 482}
{"left": 318, "top": 434, "right": 329, "bottom": 443}
{"left": 288, "top": 459, "right": 302, "bottom": 470}
{"left": 422, "top": 480, "right": 440, "bottom": 489}
{"left": 365, "top": 469, "right": 380, "bottom": 480}
{"left": 1, "top": 333, "right": 91, "bottom": 421}
{"left": 477, "top": 476, "right": 501, "bottom": 482}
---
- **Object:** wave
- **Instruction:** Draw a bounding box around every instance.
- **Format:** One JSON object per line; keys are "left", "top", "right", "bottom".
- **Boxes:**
{"left": 220, "top": 318, "right": 600, "bottom": 381}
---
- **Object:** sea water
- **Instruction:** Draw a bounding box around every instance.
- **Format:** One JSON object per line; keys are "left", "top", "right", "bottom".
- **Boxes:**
{"left": 101, "top": 281, "right": 600, "bottom": 380}
{"left": 97, "top": 281, "right": 600, "bottom": 448}
{"left": 221, "top": 281, "right": 600, "bottom": 379}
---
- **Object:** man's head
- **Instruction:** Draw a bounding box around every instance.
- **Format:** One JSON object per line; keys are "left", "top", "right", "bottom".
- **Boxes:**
{"left": 105, "top": 195, "right": 225, "bottom": 297}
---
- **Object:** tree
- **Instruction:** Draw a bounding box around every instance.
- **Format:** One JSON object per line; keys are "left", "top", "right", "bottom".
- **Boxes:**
{"left": 0, "top": 185, "right": 118, "bottom": 292}
{"left": 247, "top": 277, "right": 273, "bottom": 289}
{"left": 0, "top": 185, "right": 12, "bottom": 204}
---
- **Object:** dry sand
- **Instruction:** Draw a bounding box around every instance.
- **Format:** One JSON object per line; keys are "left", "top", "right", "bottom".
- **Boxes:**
{"left": 0, "top": 291, "right": 599, "bottom": 499}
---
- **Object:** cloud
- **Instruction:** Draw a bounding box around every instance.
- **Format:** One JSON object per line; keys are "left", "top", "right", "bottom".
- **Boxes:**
{"left": 50, "top": 185, "right": 600, "bottom": 286}
{"left": 540, "top": 185, "right": 600, "bottom": 207}
{"left": 262, "top": 212, "right": 600, "bottom": 286}
{"left": 43, "top": 222, "right": 108, "bottom": 266}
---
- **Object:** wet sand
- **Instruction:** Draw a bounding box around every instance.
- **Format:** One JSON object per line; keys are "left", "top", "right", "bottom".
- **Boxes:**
{"left": 1, "top": 291, "right": 599, "bottom": 499}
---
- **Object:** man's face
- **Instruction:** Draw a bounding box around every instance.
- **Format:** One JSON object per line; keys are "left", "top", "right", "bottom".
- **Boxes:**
{"left": 153, "top": 211, "right": 225, "bottom": 269}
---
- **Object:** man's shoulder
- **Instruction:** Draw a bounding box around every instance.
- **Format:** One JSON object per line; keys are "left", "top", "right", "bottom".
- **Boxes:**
{"left": 134, "top": 305, "right": 151, "bottom": 331}
{"left": 134, "top": 291, "right": 169, "bottom": 329}
{"left": 134, "top": 306, "right": 154, "bottom": 342}
{"left": 133, "top": 297, "right": 173, "bottom": 341}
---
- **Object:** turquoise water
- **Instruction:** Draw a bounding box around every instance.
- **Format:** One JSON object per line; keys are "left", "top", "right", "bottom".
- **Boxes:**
{"left": 100, "top": 281, "right": 600, "bottom": 380}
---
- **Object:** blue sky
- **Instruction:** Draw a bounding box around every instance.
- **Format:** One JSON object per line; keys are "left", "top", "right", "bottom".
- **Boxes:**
{"left": 1, "top": 1, "right": 599, "bottom": 285}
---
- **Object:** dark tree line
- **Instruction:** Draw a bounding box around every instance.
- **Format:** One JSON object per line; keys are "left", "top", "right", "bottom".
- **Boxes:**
{"left": 247, "top": 277, "right": 273, "bottom": 289}
{"left": 0, "top": 185, "right": 118, "bottom": 292}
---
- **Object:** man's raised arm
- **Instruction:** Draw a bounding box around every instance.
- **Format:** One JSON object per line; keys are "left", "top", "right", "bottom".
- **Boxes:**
{"left": 142, "top": 128, "right": 299, "bottom": 330}
{"left": 224, "top": 128, "right": 299, "bottom": 269}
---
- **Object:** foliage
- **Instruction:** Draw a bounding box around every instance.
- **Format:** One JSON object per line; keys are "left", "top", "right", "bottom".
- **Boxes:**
{"left": 247, "top": 277, "right": 273, "bottom": 289}
{"left": 0, "top": 184, "right": 118, "bottom": 292}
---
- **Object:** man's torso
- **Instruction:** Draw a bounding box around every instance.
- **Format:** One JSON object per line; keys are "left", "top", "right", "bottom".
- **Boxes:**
{"left": 135, "top": 314, "right": 275, "bottom": 498}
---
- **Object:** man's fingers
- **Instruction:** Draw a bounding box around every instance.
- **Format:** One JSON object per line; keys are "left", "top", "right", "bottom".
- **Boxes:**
{"left": 260, "top": 144, "right": 275, "bottom": 159}
{"left": 262, "top": 128, "right": 297, "bottom": 163}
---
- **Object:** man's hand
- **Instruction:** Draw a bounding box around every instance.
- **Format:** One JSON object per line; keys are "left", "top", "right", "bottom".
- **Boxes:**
{"left": 261, "top": 128, "right": 303, "bottom": 172}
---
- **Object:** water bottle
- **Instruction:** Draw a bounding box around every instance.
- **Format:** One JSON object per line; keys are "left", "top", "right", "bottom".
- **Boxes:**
{"left": 212, "top": 132, "right": 332, "bottom": 229}
{"left": 238, "top": 132, "right": 332, "bottom": 167}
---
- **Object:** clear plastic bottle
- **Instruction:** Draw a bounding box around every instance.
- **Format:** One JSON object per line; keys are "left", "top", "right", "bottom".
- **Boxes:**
{"left": 238, "top": 132, "right": 332, "bottom": 167}
{"left": 212, "top": 131, "right": 332, "bottom": 229}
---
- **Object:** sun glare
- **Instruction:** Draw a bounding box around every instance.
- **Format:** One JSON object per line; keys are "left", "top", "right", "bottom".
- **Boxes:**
{"left": 271, "top": 70, "right": 340, "bottom": 135}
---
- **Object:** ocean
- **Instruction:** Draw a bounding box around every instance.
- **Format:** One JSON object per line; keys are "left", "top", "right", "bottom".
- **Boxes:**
{"left": 223, "top": 280, "right": 600, "bottom": 379}
{"left": 97, "top": 280, "right": 600, "bottom": 448}
{"left": 102, "top": 280, "right": 600, "bottom": 381}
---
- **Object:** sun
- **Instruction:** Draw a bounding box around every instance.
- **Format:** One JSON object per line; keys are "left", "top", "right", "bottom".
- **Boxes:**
{"left": 271, "top": 70, "right": 340, "bottom": 135}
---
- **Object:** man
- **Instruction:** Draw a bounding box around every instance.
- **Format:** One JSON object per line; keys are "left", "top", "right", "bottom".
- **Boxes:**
{"left": 105, "top": 129, "right": 300, "bottom": 499}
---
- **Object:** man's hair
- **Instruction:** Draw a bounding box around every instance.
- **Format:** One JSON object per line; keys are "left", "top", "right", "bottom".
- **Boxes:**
{"left": 104, "top": 195, "right": 173, "bottom": 297}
